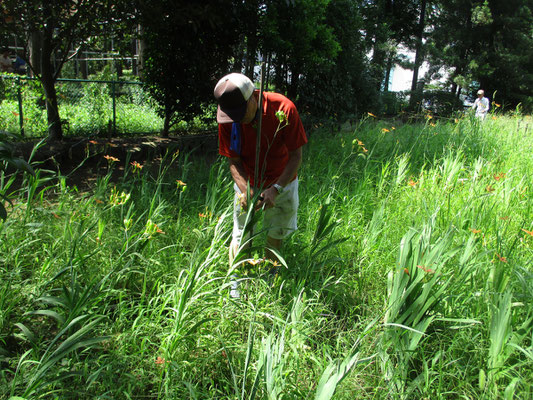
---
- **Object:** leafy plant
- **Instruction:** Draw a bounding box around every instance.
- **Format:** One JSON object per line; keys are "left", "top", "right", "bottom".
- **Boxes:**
{"left": 0, "top": 134, "right": 35, "bottom": 219}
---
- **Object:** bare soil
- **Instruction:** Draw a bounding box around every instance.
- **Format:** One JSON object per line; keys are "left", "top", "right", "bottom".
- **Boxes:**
{"left": 9, "top": 134, "right": 219, "bottom": 191}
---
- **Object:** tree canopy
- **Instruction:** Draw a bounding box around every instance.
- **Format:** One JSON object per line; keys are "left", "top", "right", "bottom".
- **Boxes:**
{"left": 1, "top": 0, "right": 531, "bottom": 140}
{"left": 0, "top": 0, "right": 133, "bottom": 140}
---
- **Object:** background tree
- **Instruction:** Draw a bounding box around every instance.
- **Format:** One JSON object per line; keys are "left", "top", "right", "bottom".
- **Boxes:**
{"left": 362, "top": 0, "right": 419, "bottom": 92}
{"left": 136, "top": 0, "right": 240, "bottom": 137}
{"left": 407, "top": 0, "right": 428, "bottom": 109}
{"left": 429, "top": 0, "right": 532, "bottom": 111}
{"left": 477, "top": 0, "right": 533, "bottom": 110}
{"left": 0, "top": 0, "right": 132, "bottom": 141}
{"left": 259, "top": 0, "right": 339, "bottom": 99}
{"left": 298, "top": 0, "right": 372, "bottom": 120}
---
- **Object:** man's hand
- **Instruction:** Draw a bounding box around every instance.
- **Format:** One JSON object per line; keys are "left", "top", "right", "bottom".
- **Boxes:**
{"left": 258, "top": 186, "right": 278, "bottom": 210}
{"left": 237, "top": 189, "right": 255, "bottom": 210}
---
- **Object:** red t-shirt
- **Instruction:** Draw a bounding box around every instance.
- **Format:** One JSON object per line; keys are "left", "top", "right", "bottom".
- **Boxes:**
{"left": 218, "top": 91, "right": 307, "bottom": 187}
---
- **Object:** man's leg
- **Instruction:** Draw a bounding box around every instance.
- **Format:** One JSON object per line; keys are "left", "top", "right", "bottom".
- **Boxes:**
{"left": 230, "top": 184, "right": 255, "bottom": 266}
{"left": 266, "top": 236, "right": 282, "bottom": 262}
{"left": 263, "top": 179, "right": 299, "bottom": 263}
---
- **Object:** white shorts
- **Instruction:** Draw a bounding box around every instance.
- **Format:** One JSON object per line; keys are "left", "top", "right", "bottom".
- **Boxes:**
{"left": 232, "top": 178, "right": 299, "bottom": 242}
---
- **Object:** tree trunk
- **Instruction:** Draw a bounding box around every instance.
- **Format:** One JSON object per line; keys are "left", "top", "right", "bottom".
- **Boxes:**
{"left": 370, "top": 0, "right": 392, "bottom": 91}
{"left": 384, "top": 54, "right": 393, "bottom": 92}
{"left": 409, "top": 0, "right": 427, "bottom": 109}
{"left": 41, "top": 30, "right": 63, "bottom": 141}
{"left": 136, "top": 25, "right": 146, "bottom": 78}
{"left": 115, "top": 60, "right": 123, "bottom": 77}
{"left": 274, "top": 55, "right": 284, "bottom": 92}
{"left": 131, "top": 38, "right": 138, "bottom": 75}
{"left": 287, "top": 67, "right": 299, "bottom": 99}
{"left": 451, "top": 80, "right": 457, "bottom": 95}
{"left": 79, "top": 50, "right": 88, "bottom": 79}
{"left": 244, "top": 31, "right": 258, "bottom": 78}
{"left": 371, "top": 35, "right": 387, "bottom": 91}
{"left": 233, "top": 40, "right": 244, "bottom": 72}
{"left": 29, "top": 31, "right": 42, "bottom": 77}
{"left": 162, "top": 103, "right": 170, "bottom": 137}
{"left": 264, "top": 53, "right": 271, "bottom": 90}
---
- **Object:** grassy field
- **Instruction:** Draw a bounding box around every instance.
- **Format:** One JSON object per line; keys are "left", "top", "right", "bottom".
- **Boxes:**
{"left": 1, "top": 113, "right": 532, "bottom": 399}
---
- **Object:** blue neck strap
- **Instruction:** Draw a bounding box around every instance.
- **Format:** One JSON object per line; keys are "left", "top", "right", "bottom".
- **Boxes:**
{"left": 230, "top": 123, "right": 241, "bottom": 155}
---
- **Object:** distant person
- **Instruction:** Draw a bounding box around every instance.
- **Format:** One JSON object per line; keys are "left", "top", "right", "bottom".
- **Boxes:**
{"left": 472, "top": 89, "right": 489, "bottom": 120}
{"left": 14, "top": 53, "right": 26, "bottom": 74}
{"left": 214, "top": 73, "right": 307, "bottom": 292}
{"left": 0, "top": 48, "right": 13, "bottom": 73}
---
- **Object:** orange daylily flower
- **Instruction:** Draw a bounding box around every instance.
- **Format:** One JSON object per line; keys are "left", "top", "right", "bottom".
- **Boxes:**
{"left": 407, "top": 179, "right": 417, "bottom": 187}
{"left": 199, "top": 211, "right": 213, "bottom": 219}
{"left": 176, "top": 180, "right": 186, "bottom": 186}
{"left": 89, "top": 140, "right": 98, "bottom": 144}
{"left": 521, "top": 229, "right": 533, "bottom": 236}
{"left": 382, "top": 128, "right": 390, "bottom": 133}
{"left": 470, "top": 228, "right": 481, "bottom": 234}
{"left": 496, "top": 254, "right": 507, "bottom": 263}
{"left": 417, "top": 265, "right": 435, "bottom": 274}
{"left": 493, "top": 173, "right": 505, "bottom": 181}
{"left": 153, "top": 223, "right": 165, "bottom": 234}
{"left": 403, "top": 268, "right": 410, "bottom": 275}
{"left": 131, "top": 161, "right": 143, "bottom": 170}
{"left": 104, "top": 155, "right": 119, "bottom": 162}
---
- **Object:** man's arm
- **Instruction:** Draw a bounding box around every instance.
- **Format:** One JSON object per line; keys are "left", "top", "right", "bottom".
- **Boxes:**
{"left": 275, "top": 147, "right": 302, "bottom": 187}
{"left": 228, "top": 157, "right": 254, "bottom": 209}
{"left": 260, "top": 147, "right": 302, "bottom": 209}
{"left": 228, "top": 157, "right": 248, "bottom": 194}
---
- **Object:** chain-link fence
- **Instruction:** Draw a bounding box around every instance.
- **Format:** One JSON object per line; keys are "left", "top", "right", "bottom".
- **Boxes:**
{"left": 0, "top": 75, "right": 163, "bottom": 138}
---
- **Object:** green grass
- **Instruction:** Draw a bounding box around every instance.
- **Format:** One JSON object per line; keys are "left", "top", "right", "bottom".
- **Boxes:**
{"left": 1, "top": 113, "right": 532, "bottom": 399}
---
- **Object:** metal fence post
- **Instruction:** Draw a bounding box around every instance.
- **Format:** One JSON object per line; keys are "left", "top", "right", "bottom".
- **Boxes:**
{"left": 16, "top": 77, "right": 24, "bottom": 137}
{"left": 111, "top": 81, "right": 117, "bottom": 136}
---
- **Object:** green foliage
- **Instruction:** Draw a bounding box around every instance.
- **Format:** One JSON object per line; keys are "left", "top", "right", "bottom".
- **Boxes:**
{"left": 1, "top": 116, "right": 532, "bottom": 398}
{"left": 0, "top": 134, "right": 35, "bottom": 220}
{"left": 380, "top": 91, "right": 408, "bottom": 116}
{"left": 298, "top": 0, "right": 374, "bottom": 120}
{"left": 429, "top": 0, "right": 533, "bottom": 112}
{"left": 261, "top": 0, "right": 340, "bottom": 98}
{"left": 138, "top": 0, "right": 240, "bottom": 135}
{"left": 0, "top": 77, "right": 164, "bottom": 137}
{"left": 422, "top": 90, "right": 465, "bottom": 116}
{"left": 0, "top": 0, "right": 134, "bottom": 140}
